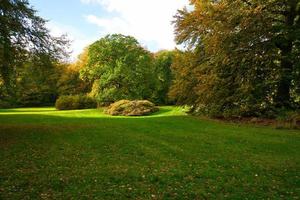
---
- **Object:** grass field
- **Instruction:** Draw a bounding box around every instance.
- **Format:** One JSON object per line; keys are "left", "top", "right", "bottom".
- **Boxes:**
{"left": 0, "top": 107, "right": 299, "bottom": 199}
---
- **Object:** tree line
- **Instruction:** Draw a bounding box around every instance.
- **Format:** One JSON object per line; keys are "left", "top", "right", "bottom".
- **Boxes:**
{"left": 1, "top": 0, "right": 299, "bottom": 118}
{"left": 170, "top": 0, "right": 300, "bottom": 118}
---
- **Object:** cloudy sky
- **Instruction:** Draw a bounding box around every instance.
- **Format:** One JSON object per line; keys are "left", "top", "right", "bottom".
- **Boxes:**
{"left": 29, "top": 0, "right": 189, "bottom": 59}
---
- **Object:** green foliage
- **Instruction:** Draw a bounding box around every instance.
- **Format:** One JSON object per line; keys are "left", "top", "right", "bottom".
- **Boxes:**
{"left": 152, "top": 50, "right": 174, "bottom": 104}
{"left": 0, "top": 0, "right": 68, "bottom": 97}
{"left": 0, "top": 47, "right": 90, "bottom": 108}
{"left": 0, "top": 82, "right": 13, "bottom": 107}
{"left": 80, "top": 34, "right": 155, "bottom": 103}
{"left": 169, "top": 50, "right": 200, "bottom": 106}
{"left": 16, "top": 54, "right": 60, "bottom": 107}
{"left": 55, "top": 95, "right": 96, "bottom": 110}
{"left": 172, "top": 0, "right": 300, "bottom": 118}
{"left": 0, "top": 99, "right": 13, "bottom": 108}
{"left": 57, "top": 68, "right": 89, "bottom": 96}
{"left": 57, "top": 50, "right": 91, "bottom": 96}
{"left": 105, "top": 100, "right": 159, "bottom": 116}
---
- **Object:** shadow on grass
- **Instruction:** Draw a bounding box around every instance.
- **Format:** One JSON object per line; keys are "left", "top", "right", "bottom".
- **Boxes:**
{"left": 0, "top": 107, "right": 55, "bottom": 113}
{"left": 0, "top": 108, "right": 299, "bottom": 137}
{"left": 0, "top": 107, "right": 175, "bottom": 117}
{"left": 149, "top": 107, "right": 172, "bottom": 116}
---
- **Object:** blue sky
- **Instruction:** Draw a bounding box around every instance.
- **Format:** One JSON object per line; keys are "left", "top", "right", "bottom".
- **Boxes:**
{"left": 29, "top": 0, "right": 189, "bottom": 59}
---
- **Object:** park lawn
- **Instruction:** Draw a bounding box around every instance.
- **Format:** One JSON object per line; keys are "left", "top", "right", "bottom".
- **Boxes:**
{"left": 0, "top": 107, "right": 299, "bottom": 199}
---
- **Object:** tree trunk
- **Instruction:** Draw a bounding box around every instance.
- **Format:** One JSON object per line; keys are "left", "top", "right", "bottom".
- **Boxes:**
{"left": 275, "top": 47, "right": 293, "bottom": 108}
{"left": 274, "top": 0, "right": 297, "bottom": 108}
{"left": 1, "top": 35, "right": 14, "bottom": 98}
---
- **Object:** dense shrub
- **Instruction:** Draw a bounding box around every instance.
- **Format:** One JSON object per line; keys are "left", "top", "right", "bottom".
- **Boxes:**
{"left": 18, "top": 89, "right": 57, "bottom": 107}
{"left": 275, "top": 110, "right": 300, "bottom": 129}
{"left": 55, "top": 95, "right": 96, "bottom": 110}
{"left": 0, "top": 100, "right": 13, "bottom": 109}
{"left": 105, "top": 100, "right": 159, "bottom": 116}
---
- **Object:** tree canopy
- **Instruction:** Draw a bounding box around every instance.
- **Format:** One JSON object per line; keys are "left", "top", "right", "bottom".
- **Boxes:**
{"left": 0, "top": 0, "right": 68, "bottom": 98}
{"left": 80, "top": 34, "right": 155, "bottom": 103}
{"left": 171, "top": 0, "right": 300, "bottom": 117}
{"left": 152, "top": 50, "right": 174, "bottom": 104}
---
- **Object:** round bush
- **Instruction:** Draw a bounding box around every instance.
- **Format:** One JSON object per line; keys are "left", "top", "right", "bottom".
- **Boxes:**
{"left": 55, "top": 95, "right": 97, "bottom": 110}
{"left": 105, "top": 100, "right": 159, "bottom": 116}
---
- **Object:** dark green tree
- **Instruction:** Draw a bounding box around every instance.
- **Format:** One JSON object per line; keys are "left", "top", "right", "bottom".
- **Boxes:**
{"left": 270, "top": 0, "right": 300, "bottom": 108}
{"left": 0, "top": 0, "right": 68, "bottom": 100}
{"left": 152, "top": 50, "right": 174, "bottom": 104}
{"left": 16, "top": 53, "right": 60, "bottom": 106}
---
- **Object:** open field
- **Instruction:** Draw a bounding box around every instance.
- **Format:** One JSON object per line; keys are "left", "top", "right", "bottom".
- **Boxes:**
{"left": 0, "top": 107, "right": 299, "bottom": 199}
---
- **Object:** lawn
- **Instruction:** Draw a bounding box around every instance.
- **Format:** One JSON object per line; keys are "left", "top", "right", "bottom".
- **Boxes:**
{"left": 0, "top": 107, "right": 299, "bottom": 199}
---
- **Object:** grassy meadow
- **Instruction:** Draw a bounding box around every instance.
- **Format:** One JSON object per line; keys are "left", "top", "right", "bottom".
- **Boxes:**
{"left": 0, "top": 107, "right": 299, "bottom": 199}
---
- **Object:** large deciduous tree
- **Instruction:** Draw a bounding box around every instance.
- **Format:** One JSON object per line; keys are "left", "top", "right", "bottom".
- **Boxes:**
{"left": 80, "top": 34, "right": 155, "bottom": 103}
{"left": 0, "top": 0, "right": 68, "bottom": 99}
{"left": 172, "top": 0, "right": 300, "bottom": 117}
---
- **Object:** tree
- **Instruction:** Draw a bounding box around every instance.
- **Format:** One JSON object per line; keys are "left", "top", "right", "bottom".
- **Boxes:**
{"left": 270, "top": 0, "right": 300, "bottom": 108}
{"left": 0, "top": 0, "right": 68, "bottom": 98}
{"left": 172, "top": 0, "right": 300, "bottom": 117}
{"left": 16, "top": 53, "right": 60, "bottom": 106}
{"left": 80, "top": 34, "right": 155, "bottom": 103}
{"left": 152, "top": 50, "right": 174, "bottom": 104}
{"left": 15, "top": 48, "right": 91, "bottom": 106}
{"left": 57, "top": 48, "right": 91, "bottom": 96}
{"left": 168, "top": 50, "right": 200, "bottom": 108}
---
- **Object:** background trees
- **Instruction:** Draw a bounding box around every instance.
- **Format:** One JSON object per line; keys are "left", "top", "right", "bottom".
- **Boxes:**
{"left": 0, "top": 0, "right": 68, "bottom": 105}
{"left": 171, "top": 0, "right": 300, "bottom": 117}
{"left": 57, "top": 49, "right": 91, "bottom": 96}
{"left": 168, "top": 50, "right": 199, "bottom": 107}
{"left": 152, "top": 50, "right": 174, "bottom": 104}
{"left": 16, "top": 54, "right": 60, "bottom": 106}
{"left": 79, "top": 34, "right": 175, "bottom": 105}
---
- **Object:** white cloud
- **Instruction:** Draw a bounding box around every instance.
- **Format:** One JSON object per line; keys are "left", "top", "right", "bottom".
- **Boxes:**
{"left": 85, "top": 15, "right": 128, "bottom": 34}
{"left": 46, "top": 22, "right": 96, "bottom": 60}
{"left": 82, "top": 0, "right": 189, "bottom": 51}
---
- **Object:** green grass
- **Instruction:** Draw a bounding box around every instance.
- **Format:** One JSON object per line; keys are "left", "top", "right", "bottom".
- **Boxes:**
{"left": 0, "top": 107, "right": 299, "bottom": 199}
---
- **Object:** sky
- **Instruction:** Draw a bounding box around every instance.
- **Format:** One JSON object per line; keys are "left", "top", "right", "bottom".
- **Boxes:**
{"left": 29, "top": 0, "right": 190, "bottom": 60}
